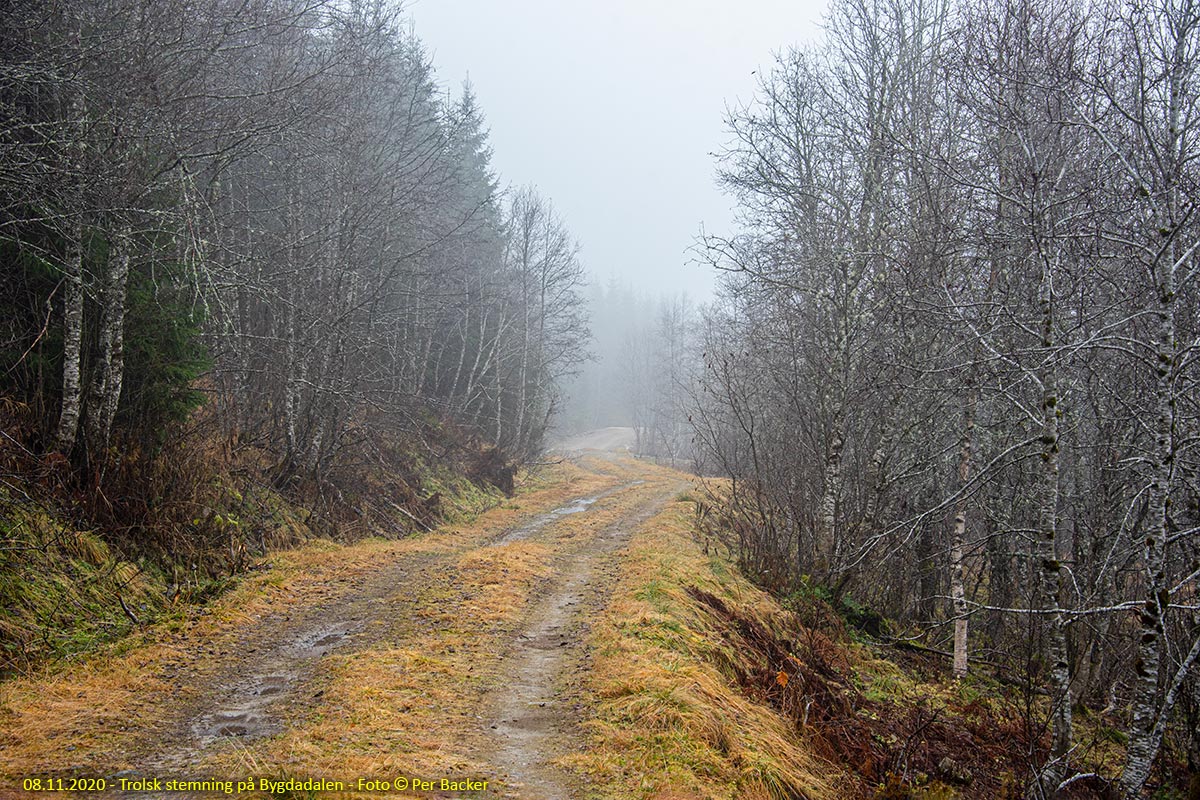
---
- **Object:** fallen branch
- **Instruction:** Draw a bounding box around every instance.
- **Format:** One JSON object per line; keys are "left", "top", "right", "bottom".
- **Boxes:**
{"left": 390, "top": 501, "right": 432, "bottom": 532}
{"left": 882, "top": 637, "right": 1005, "bottom": 669}
{"left": 118, "top": 593, "right": 140, "bottom": 625}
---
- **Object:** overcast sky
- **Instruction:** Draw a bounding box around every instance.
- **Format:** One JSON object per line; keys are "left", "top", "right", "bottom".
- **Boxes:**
{"left": 408, "top": 0, "right": 828, "bottom": 300}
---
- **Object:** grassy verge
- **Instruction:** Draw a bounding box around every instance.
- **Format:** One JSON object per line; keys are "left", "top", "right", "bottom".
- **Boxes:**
{"left": 0, "top": 500, "right": 173, "bottom": 672}
{"left": 565, "top": 488, "right": 1110, "bottom": 800}
{"left": 564, "top": 494, "right": 839, "bottom": 800}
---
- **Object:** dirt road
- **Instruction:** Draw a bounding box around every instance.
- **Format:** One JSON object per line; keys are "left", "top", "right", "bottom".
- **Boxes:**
{"left": 549, "top": 427, "right": 636, "bottom": 454}
{"left": 0, "top": 450, "right": 689, "bottom": 800}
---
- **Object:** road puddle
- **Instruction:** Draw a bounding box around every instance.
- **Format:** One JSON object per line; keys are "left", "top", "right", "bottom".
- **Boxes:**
{"left": 194, "top": 625, "right": 355, "bottom": 743}
{"left": 494, "top": 481, "right": 644, "bottom": 545}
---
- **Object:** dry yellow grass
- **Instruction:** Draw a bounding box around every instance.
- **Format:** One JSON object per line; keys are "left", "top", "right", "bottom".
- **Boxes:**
{"left": 0, "top": 459, "right": 612, "bottom": 783}
{"left": 562, "top": 490, "right": 840, "bottom": 800}
{"left": 193, "top": 544, "right": 556, "bottom": 783}
{"left": 190, "top": 464, "right": 679, "bottom": 796}
{"left": 455, "top": 542, "right": 553, "bottom": 623}
{"left": 3, "top": 456, "right": 849, "bottom": 800}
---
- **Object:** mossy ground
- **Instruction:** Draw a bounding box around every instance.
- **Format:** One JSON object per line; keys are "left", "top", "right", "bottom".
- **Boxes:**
{"left": 0, "top": 437, "right": 519, "bottom": 680}
{"left": 0, "top": 502, "right": 168, "bottom": 672}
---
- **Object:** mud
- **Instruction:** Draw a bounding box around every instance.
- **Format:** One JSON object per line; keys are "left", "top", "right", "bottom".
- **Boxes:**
{"left": 484, "top": 478, "right": 682, "bottom": 799}
{"left": 4, "top": 446, "right": 688, "bottom": 800}
{"left": 493, "top": 480, "right": 643, "bottom": 544}
{"left": 99, "top": 460, "right": 661, "bottom": 794}
{"left": 191, "top": 623, "right": 356, "bottom": 744}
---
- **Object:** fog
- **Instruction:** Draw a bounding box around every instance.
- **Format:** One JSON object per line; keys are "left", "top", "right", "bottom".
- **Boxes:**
{"left": 410, "top": 0, "right": 827, "bottom": 299}
{"left": 4, "top": 0, "right": 1200, "bottom": 790}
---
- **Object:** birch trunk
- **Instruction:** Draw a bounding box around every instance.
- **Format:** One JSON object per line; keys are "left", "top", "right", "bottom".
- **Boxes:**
{"left": 463, "top": 307, "right": 490, "bottom": 417}
{"left": 950, "top": 383, "right": 977, "bottom": 678}
{"left": 493, "top": 334, "right": 504, "bottom": 445}
{"left": 54, "top": 214, "right": 85, "bottom": 455}
{"left": 816, "top": 422, "right": 843, "bottom": 577}
{"left": 514, "top": 273, "right": 530, "bottom": 455}
{"left": 1119, "top": 224, "right": 1177, "bottom": 800}
{"left": 1119, "top": 7, "right": 1191, "bottom": 790}
{"left": 815, "top": 322, "right": 847, "bottom": 579}
{"left": 282, "top": 292, "right": 299, "bottom": 465}
{"left": 84, "top": 221, "right": 131, "bottom": 459}
{"left": 1033, "top": 265, "right": 1072, "bottom": 798}
{"left": 450, "top": 298, "right": 470, "bottom": 406}
{"left": 1190, "top": 609, "right": 1200, "bottom": 774}
{"left": 52, "top": 20, "right": 87, "bottom": 457}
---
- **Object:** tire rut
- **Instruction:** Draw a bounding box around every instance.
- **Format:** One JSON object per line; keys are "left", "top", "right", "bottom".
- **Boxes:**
{"left": 483, "top": 478, "right": 685, "bottom": 799}
{"left": 110, "top": 476, "right": 644, "bottom": 794}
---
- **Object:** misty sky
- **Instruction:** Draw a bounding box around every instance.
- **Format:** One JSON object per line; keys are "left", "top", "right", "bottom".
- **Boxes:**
{"left": 409, "top": 0, "right": 828, "bottom": 299}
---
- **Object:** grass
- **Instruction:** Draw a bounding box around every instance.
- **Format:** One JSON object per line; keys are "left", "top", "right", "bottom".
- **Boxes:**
{"left": 0, "top": 502, "right": 170, "bottom": 673}
{"left": 563, "top": 493, "right": 839, "bottom": 800}
{"left": 3, "top": 455, "right": 1089, "bottom": 800}
{"left": 0, "top": 458, "right": 618, "bottom": 787}
{"left": 561, "top": 476, "right": 1066, "bottom": 800}
{"left": 192, "top": 459, "right": 648, "bottom": 793}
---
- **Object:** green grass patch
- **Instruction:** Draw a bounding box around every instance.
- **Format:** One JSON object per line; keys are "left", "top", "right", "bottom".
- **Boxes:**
{"left": 0, "top": 501, "right": 170, "bottom": 674}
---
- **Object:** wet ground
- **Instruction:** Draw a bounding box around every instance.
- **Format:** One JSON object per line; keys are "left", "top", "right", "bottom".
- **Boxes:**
{"left": 1, "top": 440, "right": 687, "bottom": 800}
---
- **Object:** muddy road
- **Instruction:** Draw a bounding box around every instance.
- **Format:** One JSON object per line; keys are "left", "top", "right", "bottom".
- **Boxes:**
{"left": 0, "top": 450, "right": 690, "bottom": 800}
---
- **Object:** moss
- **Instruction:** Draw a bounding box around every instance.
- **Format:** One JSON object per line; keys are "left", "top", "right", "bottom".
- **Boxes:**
{"left": 0, "top": 501, "right": 169, "bottom": 674}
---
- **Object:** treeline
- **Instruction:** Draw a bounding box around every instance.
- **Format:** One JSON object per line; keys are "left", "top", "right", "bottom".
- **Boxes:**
{"left": 694, "top": 0, "right": 1199, "bottom": 795}
{"left": 0, "top": 0, "right": 587, "bottom": 494}
{"left": 559, "top": 282, "right": 697, "bottom": 463}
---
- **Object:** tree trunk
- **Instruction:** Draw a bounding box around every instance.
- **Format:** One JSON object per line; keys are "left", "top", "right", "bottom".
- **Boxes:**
{"left": 1117, "top": 6, "right": 1197, "bottom": 787}
{"left": 816, "top": 420, "right": 844, "bottom": 578}
{"left": 1119, "top": 245, "right": 1177, "bottom": 800}
{"left": 951, "top": 383, "right": 977, "bottom": 678}
{"left": 1033, "top": 266, "right": 1071, "bottom": 799}
{"left": 54, "top": 215, "right": 85, "bottom": 455}
{"left": 84, "top": 221, "right": 132, "bottom": 461}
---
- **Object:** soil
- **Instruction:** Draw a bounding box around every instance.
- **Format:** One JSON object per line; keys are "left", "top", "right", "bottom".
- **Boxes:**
{"left": 483, "top": 477, "right": 678, "bottom": 799}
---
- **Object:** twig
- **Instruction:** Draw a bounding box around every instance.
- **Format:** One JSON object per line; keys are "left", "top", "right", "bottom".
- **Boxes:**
{"left": 118, "top": 594, "right": 140, "bottom": 625}
{"left": 389, "top": 501, "right": 432, "bottom": 532}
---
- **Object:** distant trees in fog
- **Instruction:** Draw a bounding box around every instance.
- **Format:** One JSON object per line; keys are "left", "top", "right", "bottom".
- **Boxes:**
{"left": 0, "top": 0, "right": 588, "bottom": 483}
{"left": 558, "top": 283, "right": 698, "bottom": 463}
{"left": 695, "top": 0, "right": 1200, "bottom": 793}
{"left": 625, "top": 295, "right": 696, "bottom": 463}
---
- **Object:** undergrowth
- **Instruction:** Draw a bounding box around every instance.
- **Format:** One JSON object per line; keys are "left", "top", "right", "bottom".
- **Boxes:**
{"left": 0, "top": 400, "right": 514, "bottom": 678}
{"left": 626, "top": 489, "right": 1175, "bottom": 799}
{"left": 0, "top": 501, "right": 163, "bottom": 670}
{"left": 567, "top": 488, "right": 1120, "bottom": 800}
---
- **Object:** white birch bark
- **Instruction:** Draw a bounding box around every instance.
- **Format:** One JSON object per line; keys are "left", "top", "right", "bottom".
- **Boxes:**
{"left": 816, "top": 422, "right": 844, "bottom": 576}
{"left": 84, "top": 221, "right": 131, "bottom": 458}
{"left": 54, "top": 214, "right": 85, "bottom": 455}
{"left": 1033, "top": 263, "right": 1072, "bottom": 798}
{"left": 1118, "top": 4, "right": 1194, "bottom": 791}
{"left": 951, "top": 384, "right": 977, "bottom": 679}
{"left": 1118, "top": 261, "right": 1175, "bottom": 798}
